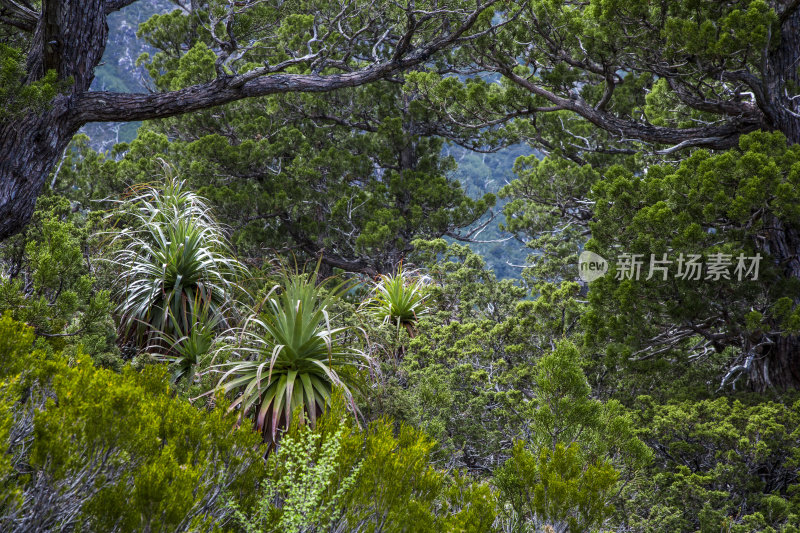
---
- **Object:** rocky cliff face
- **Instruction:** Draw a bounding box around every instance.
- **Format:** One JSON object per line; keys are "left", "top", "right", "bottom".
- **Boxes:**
{"left": 80, "top": 0, "right": 172, "bottom": 151}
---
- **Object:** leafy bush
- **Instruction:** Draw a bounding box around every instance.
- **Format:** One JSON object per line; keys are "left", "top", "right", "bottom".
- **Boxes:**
{"left": 625, "top": 395, "right": 800, "bottom": 532}
{"left": 495, "top": 441, "right": 619, "bottom": 532}
{"left": 228, "top": 414, "right": 361, "bottom": 533}
{"left": 0, "top": 312, "right": 501, "bottom": 532}
{"left": 0, "top": 196, "right": 119, "bottom": 368}
{"left": 379, "top": 242, "right": 588, "bottom": 471}
{"left": 494, "top": 340, "right": 651, "bottom": 531}
{"left": 0, "top": 44, "right": 62, "bottom": 120}
{"left": 0, "top": 314, "right": 267, "bottom": 532}
{"left": 229, "top": 393, "right": 499, "bottom": 532}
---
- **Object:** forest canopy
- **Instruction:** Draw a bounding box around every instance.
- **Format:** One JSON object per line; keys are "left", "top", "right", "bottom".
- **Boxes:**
{"left": 0, "top": 0, "right": 799, "bottom": 531}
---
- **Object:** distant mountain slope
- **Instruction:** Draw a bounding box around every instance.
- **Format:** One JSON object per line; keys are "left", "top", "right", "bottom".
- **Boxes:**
{"left": 79, "top": 0, "right": 173, "bottom": 152}
{"left": 447, "top": 144, "right": 533, "bottom": 279}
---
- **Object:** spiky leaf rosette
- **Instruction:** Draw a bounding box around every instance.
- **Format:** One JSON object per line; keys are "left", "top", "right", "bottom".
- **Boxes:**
{"left": 150, "top": 297, "right": 220, "bottom": 384}
{"left": 109, "top": 177, "right": 246, "bottom": 346}
{"left": 367, "top": 266, "right": 429, "bottom": 336}
{"left": 211, "top": 266, "right": 370, "bottom": 446}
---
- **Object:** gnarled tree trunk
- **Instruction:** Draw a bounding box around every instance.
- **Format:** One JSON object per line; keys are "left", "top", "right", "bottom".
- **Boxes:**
{"left": 752, "top": 215, "right": 800, "bottom": 391}
{"left": 0, "top": 102, "right": 82, "bottom": 238}
{"left": 1, "top": 0, "right": 108, "bottom": 239}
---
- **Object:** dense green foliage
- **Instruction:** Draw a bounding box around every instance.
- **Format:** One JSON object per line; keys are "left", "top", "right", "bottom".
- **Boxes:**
{"left": 584, "top": 131, "right": 800, "bottom": 394}
{"left": 0, "top": 315, "right": 500, "bottom": 532}
{"left": 625, "top": 395, "right": 800, "bottom": 532}
{"left": 0, "top": 44, "right": 62, "bottom": 121}
{"left": 0, "top": 314, "right": 268, "bottom": 531}
{"left": 3, "top": 0, "right": 800, "bottom": 531}
{"left": 0, "top": 196, "right": 119, "bottom": 369}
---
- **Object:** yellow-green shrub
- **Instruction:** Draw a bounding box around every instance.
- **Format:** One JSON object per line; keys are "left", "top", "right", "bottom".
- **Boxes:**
{"left": 0, "top": 314, "right": 267, "bottom": 531}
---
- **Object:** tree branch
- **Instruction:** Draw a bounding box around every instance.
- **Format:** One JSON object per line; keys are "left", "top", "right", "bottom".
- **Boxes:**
{"left": 665, "top": 76, "right": 757, "bottom": 117}
{"left": 777, "top": 0, "right": 800, "bottom": 22}
{"left": 0, "top": 14, "right": 33, "bottom": 31}
{"left": 75, "top": 69, "right": 401, "bottom": 123}
{"left": 40, "top": 0, "right": 60, "bottom": 74}
{"left": 498, "top": 63, "right": 763, "bottom": 151}
{"left": 105, "top": 0, "right": 139, "bottom": 14}
{"left": 73, "top": 0, "right": 498, "bottom": 124}
{"left": 0, "top": 0, "right": 37, "bottom": 31}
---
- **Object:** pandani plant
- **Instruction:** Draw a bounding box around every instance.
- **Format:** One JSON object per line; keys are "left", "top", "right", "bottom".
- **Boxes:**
{"left": 366, "top": 265, "right": 430, "bottom": 337}
{"left": 203, "top": 262, "right": 371, "bottom": 450}
{"left": 149, "top": 295, "right": 221, "bottom": 384}
{"left": 362, "top": 265, "right": 430, "bottom": 365}
{"left": 108, "top": 175, "right": 246, "bottom": 348}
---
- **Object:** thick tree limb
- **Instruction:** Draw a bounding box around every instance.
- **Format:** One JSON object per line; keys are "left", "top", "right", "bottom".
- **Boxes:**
{"left": 665, "top": 76, "right": 758, "bottom": 117}
{"left": 284, "top": 219, "right": 380, "bottom": 277}
{"left": 497, "top": 64, "right": 764, "bottom": 151}
{"left": 73, "top": 0, "right": 497, "bottom": 124}
{"left": 26, "top": 0, "right": 109, "bottom": 89}
{"left": 0, "top": 14, "right": 32, "bottom": 30}
{"left": 777, "top": 0, "right": 800, "bottom": 22}
{"left": 0, "top": 0, "right": 37, "bottom": 30}
{"left": 426, "top": 1, "right": 800, "bottom": 155}
{"left": 105, "top": 0, "right": 139, "bottom": 14}
{"left": 75, "top": 69, "right": 403, "bottom": 123}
